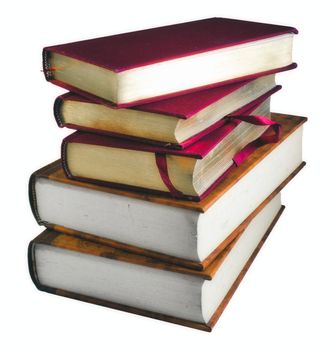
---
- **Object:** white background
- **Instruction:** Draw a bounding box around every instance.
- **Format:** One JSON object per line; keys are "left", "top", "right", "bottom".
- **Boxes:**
{"left": 2, "top": 1, "right": 334, "bottom": 349}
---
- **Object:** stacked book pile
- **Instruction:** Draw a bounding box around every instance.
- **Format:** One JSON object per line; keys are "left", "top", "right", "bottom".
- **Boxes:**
{"left": 28, "top": 18, "right": 306, "bottom": 331}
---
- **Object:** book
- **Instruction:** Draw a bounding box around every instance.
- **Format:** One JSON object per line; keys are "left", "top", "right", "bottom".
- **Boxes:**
{"left": 61, "top": 114, "right": 281, "bottom": 200}
{"left": 43, "top": 17, "right": 297, "bottom": 107}
{"left": 54, "top": 75, "right": 280, "bottom": 148}
{"left": 28, "top": 194, "right": 284, "bottom": 332}
{"left": 29, "top": 113, "right": 306, "bottom": 269}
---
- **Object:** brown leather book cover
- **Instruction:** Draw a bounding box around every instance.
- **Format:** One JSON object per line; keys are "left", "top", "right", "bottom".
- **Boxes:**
{"left": 30, "top": 163, "right": 303, "bottom": 271}
{"left": 28, "top": 205, "right": 284, "bottom": 331}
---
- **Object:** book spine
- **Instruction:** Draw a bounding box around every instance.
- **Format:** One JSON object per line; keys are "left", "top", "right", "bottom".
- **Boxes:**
{"left": 53, "top": 95, "right": 65, "bottom": 127}
{"left": 29, "top": 161, "right": 62, "bottom": 226}
{"left": 42, "top": 49, "right": 53, "bottom": 81}
{"left": 28, "top": 237, "right": 57, "bottom": 294}
{"left": 28, "top": 240, "right": 42, "bottom": 290}
{"left": 28, "top": 173, "right": 44, "bottom": 225}
{"left": 61, "top": 139, "right": 75, "bottom": 179}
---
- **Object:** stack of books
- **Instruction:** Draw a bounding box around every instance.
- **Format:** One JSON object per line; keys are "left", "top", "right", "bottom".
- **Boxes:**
{"left": 28, "top": 18, "right": 306, "bottom": 331}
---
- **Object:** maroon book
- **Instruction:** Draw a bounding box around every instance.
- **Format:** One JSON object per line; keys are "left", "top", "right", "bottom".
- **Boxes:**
{"left": 62, "top": 111, "right": 281, "bottom": 201}
{"left": 54, "top": 76, "right": 281, "bottom": 148}
{"left": 44, "top": 17, "right": 297, "bottom": 107}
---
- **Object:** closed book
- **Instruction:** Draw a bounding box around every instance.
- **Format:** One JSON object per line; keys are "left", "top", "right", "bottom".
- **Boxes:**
{"left": 54, "top": 75, "right": 280, "bottom": 148}
{"left": 28, "top": 194, "right": 284, "bottom": 331}
{"left": 61, "top": 114, "right": 282, "bottom": 200}
{"left": 43, "top": 17, "right": 297, "bottom": 107}
{"left": 29, "top": 113, "right": 306, "bottom": 270}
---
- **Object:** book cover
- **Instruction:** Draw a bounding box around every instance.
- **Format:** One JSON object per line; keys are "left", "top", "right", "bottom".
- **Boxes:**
{"left": 54, "top": 83, "right": 281, "bottom": 148}
{"left": 29, "top": 162, "right": 303, "bottom": 270}
{"left": 43, "top": 18, "right": 297, "bottom": 107}
{"left": 61, "top": 114, "right": 282, "bottom": 200}
{"left": 44, "top": 18, "right": 297, "bottom": 73}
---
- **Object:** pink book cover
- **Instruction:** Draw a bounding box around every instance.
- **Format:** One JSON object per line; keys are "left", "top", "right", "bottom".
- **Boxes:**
{"left": 44, "top": 17, "right": 297, "bottom": 107}
{"left": 62, "top": 112, "right": 281, "bottom": 201}
{"left": 55, "top": 85, "right": 281, "bottom": 149}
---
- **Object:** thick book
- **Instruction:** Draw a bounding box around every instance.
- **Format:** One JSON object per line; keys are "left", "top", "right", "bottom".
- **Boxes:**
{"left": 61, "top": 114, "right": 282, "bottom": 200}
{"left": 54, "top": 75, "right": 280, "bottom": 148}
{"left": 43, "top": 17, "right": 297, "bottom": 107}
{"left": 28, "top": 194, "right": 284, "bottom": 332}
{"left": 29, "top": 113, "right": 306, "bottom": 269}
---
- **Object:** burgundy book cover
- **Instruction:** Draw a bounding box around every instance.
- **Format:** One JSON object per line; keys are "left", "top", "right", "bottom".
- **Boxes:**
{"left": 44, "top": 18, "right": 297, "bottom": 72}
{"left": 62, "top": 115, "right": 281, "bottom": 201}
{"left": 43, "top": 17, "right": 297, "bottom": 107}
{"left": 55, "top": 85, "right": 281, "bottom": 149}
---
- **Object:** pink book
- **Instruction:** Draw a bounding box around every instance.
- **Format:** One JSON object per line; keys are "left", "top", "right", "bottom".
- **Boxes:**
{"left": 54, "top": 74, "right": 281, "bottom": 148}
{"left": 44, "top": 17, "right": 297, "bottom": 107}
{"left": 62, "top": 100, "right": 281, "bottom": 201}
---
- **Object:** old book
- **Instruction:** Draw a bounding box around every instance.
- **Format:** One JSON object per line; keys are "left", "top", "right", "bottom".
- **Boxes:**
{"left": 28, "top": 194, "right": 284, "bottom": 332}
{"left": 61, "top": 114, "right": 281, "bottom": 200}
{"left": 43, "top": 17, "right": 297, "bottom": 107}
{"left": 29, "top": 113, "right": 306, "bottom": 269}
{"left": 54, "top": 75, "right": 279, "bottom": 147}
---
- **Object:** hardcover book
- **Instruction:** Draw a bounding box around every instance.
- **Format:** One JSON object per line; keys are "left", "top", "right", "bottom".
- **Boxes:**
{"left": 61, "top": 114, "right": 281, "bottom": 200}
{"left": 54, "top": 75, "right": 280, "bottom": 147}
{"left": 29, "top": 194, "right": 284, "bottom": 331}
{"left": 43, "top": 17, "right": 297, "bottom": 107}
{"left": 29, "top": 113, "right": 306, "bottom": 269}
